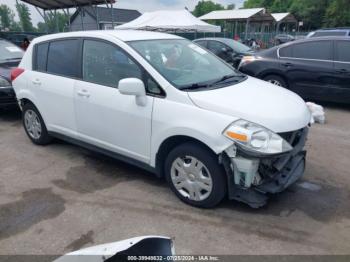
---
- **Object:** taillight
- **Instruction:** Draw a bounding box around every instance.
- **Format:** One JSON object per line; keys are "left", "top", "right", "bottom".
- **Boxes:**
{"left": 11, "top": 68, "right": 25, "bottom": 82}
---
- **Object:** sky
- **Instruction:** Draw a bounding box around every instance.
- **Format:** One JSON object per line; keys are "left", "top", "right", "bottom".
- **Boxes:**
{"left": 0, "top": 0, "right": 245, "bottom": 26}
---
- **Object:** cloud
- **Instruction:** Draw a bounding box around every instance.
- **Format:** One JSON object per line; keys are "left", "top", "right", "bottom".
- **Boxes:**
{"left": 0, "top": 0, "right": 245, "bottom": 27}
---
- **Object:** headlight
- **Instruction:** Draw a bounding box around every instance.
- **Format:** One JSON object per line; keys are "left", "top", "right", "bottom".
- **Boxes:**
{"left": 0, "top": 77, "right": 11, "bottom": 88}
{"left": 223, "top": 119, "right": 293, "bottom": 155}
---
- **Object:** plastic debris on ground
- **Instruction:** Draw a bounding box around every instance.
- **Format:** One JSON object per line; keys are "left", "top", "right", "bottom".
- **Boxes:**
{"left": 306, "top": 102, "right": 326, "bottom": 124}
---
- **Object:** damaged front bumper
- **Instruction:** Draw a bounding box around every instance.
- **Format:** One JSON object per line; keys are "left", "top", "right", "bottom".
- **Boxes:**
{"left": 222, "top": 127, "right": 309, "bottom": 208}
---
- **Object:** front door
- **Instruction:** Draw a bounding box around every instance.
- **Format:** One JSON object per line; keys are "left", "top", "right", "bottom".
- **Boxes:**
{"left": 74, "top": 39, "right": 153, "bottom": 163}
{"left": 279, "top": 40, "right": 335, "bottom": 101}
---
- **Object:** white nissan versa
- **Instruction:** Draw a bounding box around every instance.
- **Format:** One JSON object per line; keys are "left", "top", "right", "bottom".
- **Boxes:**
{"left": 11, "top": 30, "right": 311, "bottom": 208}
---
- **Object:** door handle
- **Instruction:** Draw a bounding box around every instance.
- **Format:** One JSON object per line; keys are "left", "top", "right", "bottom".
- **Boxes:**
{"left": 335, "top": 69, "right": 349, "bottom": 74}
{"left": 32, "top": 79, "right": 41, "bottom": 85}
{"left": 282, "top": 62, "right": 293, "bottom": 67}
{"left": 77, "top": 90, "right": 90, "bottom": 98}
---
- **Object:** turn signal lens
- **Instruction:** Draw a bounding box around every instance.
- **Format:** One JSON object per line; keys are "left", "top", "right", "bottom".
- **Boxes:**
{"left": 226, "top": 131, "right": 248, "bottom": 142}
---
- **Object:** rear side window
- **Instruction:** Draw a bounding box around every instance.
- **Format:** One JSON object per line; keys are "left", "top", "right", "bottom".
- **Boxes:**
{"left": 34, "top": 43, "right": 48, "bottom": 71}
{"left": 281, "top": 41, "right": 332, "bottom": 60}
{"left": 82, "top": 40, "right": 142, "bottom": 87}
{"left": 47, "top": 39, "right": 80, "bottom": 78}
{"left": 313, "top": 31, "right": 346, "bottom": 37}
{"left": 335, "top": 41, "right": 350, "bottom": 62}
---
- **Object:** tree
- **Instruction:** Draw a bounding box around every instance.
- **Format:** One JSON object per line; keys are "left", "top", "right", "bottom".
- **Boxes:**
{"left": 15, "top": 0, "right": 34, "bottom": 31}
{"left": 37, "top": 12, "right": 69, "bottom": 33}
{"left": 324, "top": 0, "right": 350, "bottom": 27}
{"left": 0, "top": 4, "right": 21, "bottom": 31}
{"left": 227, "top": 4, "right": 236, "bottom": 10}
{"left": 192, "top": 0, "right": 226, "bottom": 17}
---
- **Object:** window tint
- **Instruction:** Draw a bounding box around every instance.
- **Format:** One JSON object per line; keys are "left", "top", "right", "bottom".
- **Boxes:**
{"left": 47, "top": 39, "right": 80, "bottom": 78}
{"left": 195, "top": 41, "right": 207, "bottom": 48}
{"left": 35, "top": 43, "right": 48, "bottom": 71}
{"left": 279, "top": 46, "right": 292, "bottom": 57}
{"left": 313, "top": 31, "right": 346, "bottom": 37}
{"left": 82, "top": 40, "right": 142, "bottom": 87}
{"left": 292, "top": 41, "right": 332, "bottom": 60}
{"left": 208, "top": 41, "right": 228, "bottom": 53}
{"left": 335, "top": 41, "right": 350, "bottom": 62}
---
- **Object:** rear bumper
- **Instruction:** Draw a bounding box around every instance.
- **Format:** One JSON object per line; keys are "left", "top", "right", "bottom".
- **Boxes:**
{"left": 224, "top": 127, "right": 309, "bottom": 208}
{"left": 0, "top": 86, "right": 17, "bottom": 108}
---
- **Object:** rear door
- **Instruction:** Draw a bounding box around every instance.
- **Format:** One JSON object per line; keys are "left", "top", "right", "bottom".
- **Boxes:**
{"left": 333, "top": 40, "right": 350, "bottom": 103}
{"left": 31, "top": 39, "right": 81, "bottom": 137}
{"left": 278, "top": 40, "right": 335, "bottom": 100}
{"left": 74, "top": 39, "right": 154, "bottom": 163}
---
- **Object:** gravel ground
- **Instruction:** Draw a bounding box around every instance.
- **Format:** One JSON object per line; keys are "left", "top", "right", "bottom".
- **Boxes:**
{"left": 0, "top": 105, "right": 349, "bottom": 256}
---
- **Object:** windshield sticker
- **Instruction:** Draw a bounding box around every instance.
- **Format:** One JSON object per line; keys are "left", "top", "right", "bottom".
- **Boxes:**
{"left": 6, "top": 46, "right": 22, "bottom": 52}
{"left": 188, "top": 44, "right": 207, "bottom": 55}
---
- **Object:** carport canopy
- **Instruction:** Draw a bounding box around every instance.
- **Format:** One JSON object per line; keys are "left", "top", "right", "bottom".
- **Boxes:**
{"left": 272, "top": 13, "right": 297, "bottom": 23}
{"left": 20, "top": 0, "right": 115, "bottom": 10}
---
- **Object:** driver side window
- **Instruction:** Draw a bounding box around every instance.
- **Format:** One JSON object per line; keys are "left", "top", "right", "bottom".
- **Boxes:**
{"left": 82, "top": 39, "right": 142, "bottom": 87}
{"left": 208, "top": 41, "right": 229, "bottom": 54}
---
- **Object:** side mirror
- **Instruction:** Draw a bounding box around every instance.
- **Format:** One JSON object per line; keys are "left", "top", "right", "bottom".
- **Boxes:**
{"left": 118, "top": 78, "right": 147, "bottom": 106}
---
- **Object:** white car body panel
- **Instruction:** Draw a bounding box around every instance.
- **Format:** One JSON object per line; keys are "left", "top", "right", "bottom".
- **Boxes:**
{"left": 188, "top": 76, "right": 311, "bottom": 133}
{"left": 53, "top": 236, "right": 172, "bottom": 262}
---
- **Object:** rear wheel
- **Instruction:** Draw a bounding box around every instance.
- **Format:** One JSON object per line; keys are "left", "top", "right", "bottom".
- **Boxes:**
{"left": 22, "top": 103, "right": 52, "bottom": 145}
{"left": 165, "top": 143, "right": 227, "bottom": 208}
{"left": 264, "top": 75, "right": 287, "bottom": 88}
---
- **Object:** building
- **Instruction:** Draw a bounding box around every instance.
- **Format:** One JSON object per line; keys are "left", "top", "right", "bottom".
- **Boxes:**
{"left": 69, "top": 6, "right": 141, "bottom": 31}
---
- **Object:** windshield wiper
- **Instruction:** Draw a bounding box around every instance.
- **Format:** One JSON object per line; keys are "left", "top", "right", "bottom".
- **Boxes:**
{"left": 4, "top": 57, "right": 22, "bottom": 61}
{"left": 212, "top": 74, "right": 246, "bottom": 86}
{"left": 179, "top": 82, "right": 210, "bottom": 91}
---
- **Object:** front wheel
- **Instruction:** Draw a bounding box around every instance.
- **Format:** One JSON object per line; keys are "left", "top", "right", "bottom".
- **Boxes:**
{"left": 165, "top": 143, "right": 227, "bottom": 208}
{"left": 264, "top": 75, "right": 287, "bottom": 88}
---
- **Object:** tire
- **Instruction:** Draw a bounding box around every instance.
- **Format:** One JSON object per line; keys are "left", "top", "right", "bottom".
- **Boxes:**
{"left": 22, "top": 102, "right": 52, "bottom": 145}
{"left": 164, "top": 142, "right": 227, "bottom": 208}
{"left": 264, "top": 74, "right": 287, "bottom": 88}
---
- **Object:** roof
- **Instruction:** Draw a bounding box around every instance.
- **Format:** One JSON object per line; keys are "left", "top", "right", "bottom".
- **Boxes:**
{"left": 272, "top": 13, "right": 297, "bottom": 23}
{"left": 71, "top": 6, "right": 141, "bottom": 24}
{"left": 30, "top": 30, "right": 182, "bottom": 44}
{"left": 20, "top": 0, "right": 115, "bottom": 10}
{"left": 116, "top": 10, "right": 221, "bottom": 33}
{"left": 199, "top": 8, "right": 269, "bottom": 21}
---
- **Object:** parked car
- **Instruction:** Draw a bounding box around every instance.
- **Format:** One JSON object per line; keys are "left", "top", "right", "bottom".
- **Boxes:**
{"left": 239, "top": 37, "right": 350, "bottom": 104}
{"left": 0, "top": 39, "right": 24, "bottom": 109}
{"left": 193, "top": 37, "right": 254, "bottom": 68}
{"left": 12, "top": 30, "right": 310, "bottom": 208}
{"left": 307, "top": 28, "right": 350, "bottom": 38}
{"left": 274, "top": 34, "right": 295, "bottom": 45}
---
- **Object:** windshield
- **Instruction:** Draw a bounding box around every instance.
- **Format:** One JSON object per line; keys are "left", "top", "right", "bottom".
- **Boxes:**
{"left": 129, "top": 39, "right": 245, "bottom": 90}
{"left": 0, "top": 40, "right": 24, "bottom": 62}
{"left": 223, "top": 39, "right": 252, "bottom": 53}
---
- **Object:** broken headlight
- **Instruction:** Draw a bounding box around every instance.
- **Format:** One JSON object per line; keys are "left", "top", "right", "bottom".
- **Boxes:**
{"left": 223, "top": 119, "right": 293, "bottom": 155}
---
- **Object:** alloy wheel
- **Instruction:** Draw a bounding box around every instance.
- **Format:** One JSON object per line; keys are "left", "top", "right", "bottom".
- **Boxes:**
{"left": 24, "top": 109, "right": 42, "bottom": 140}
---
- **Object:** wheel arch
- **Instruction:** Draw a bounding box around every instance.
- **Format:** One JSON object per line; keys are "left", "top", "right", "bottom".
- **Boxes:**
{"left": 258, "top": 71, "right": 289, "bottom": 87}
{"left": 154, "top": 135, "right": 220, "bottom": 178}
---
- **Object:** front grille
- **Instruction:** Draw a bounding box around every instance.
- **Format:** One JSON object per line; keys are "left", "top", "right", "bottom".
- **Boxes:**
{"left": 279, "top": 128, "right": 304, "bottom": 147}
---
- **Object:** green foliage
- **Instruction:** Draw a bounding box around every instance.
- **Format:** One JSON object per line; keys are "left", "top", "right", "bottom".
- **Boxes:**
{"left": 0, "top": 4, "right": 20, "bottom": 31}
{"left": 243, "top": 0, "right": 350, "bottom": 29}
{"left": 37, "top": 12, "right": 69, "bottom": 33}
{"left": 15, "top": 0, "right": 34, "bottom": 31}
{"left": 192, "top": 0, "right": 226, "bottom": 17}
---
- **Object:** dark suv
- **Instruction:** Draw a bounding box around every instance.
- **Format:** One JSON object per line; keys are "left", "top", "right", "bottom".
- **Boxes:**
{"left": 0, "top": 39, "right": 24, "bottom": 109}
{"left": 239, "top": 37, "right": 350, "bottom": 103}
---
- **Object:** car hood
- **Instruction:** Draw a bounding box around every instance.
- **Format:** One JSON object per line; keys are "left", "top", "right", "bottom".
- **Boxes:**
{"left": 187, "top": 76, "right": 311, "bottom": 133}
